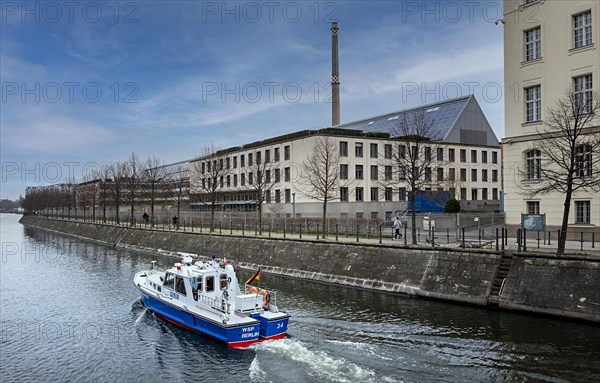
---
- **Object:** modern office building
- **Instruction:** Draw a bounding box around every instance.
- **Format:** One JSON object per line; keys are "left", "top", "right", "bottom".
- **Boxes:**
{"left": 189, "top": 95, "right": 502, "bottom": 220}
{"left": 502, "top": 0, "right": 600, "bottom": 233}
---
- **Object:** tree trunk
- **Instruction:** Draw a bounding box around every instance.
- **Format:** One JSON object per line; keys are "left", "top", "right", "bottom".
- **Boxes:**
{"left": 558, "top": 188, "right": 573, "bottom": 255}
{"left": 177, "top": 200, "right": 181, "bottom": 229}
{"left": 410, "top": 192, "right": 417, "bottom": 245}
{"left": 258, "top": 203, "right": 263, "bottom": 235}
{"left": 322, "top": 199, "right": 327, "bottom": 239}
{"left": 150, "top": 188, "right": 155, "bottom": 227}
{"left": 210, "top": 203, "right": 215, "bottom": 232}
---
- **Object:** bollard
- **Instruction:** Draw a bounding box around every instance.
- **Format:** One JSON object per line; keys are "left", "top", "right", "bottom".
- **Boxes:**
{"left": 404, "top": 225, "right": 407, "bottom": 246}
{"left": 431, "top": 227, "right": 435, "bottom": 248}
{"left": 462, "top": 227, "right": 465, "bottom": 248}
{"left": 547, "top": 230, "right": 550, "bottom": 245}
{"left": 592, "top": 232, "right": 595, "bottom": 248}
{"left": 447, "top": 228, "right": 450, "bottom": 244}
{"left": 317, "top": 224, "right": 320, "bottom": 240}
{"left": 336, "top": 224, "right": 339, "bottom": 242}
{"left": 517, "top": 228, "right": 522, "bottom": 252}
{"left": 242, "top": 223, "right": 245, "bottom": 236}
{"left": 269, "top": 223, "right": 271, "bottom": 237}
{"left": 255, "top": 223, "right": 257, "bottom": 236}
{"left": 220, "top": 221, "right": 222, "bottom": 235}
{"left": 537, "top": 231, "right": 540, "bottom": 248}
{"left": 581, "top": 232, "right": 584, "bottom": 251}
{"left": 417, "top": 227, "right": 420, "bottom": 242}
{"left": 523, "top": 228, "right": 527, "bottom": 252}
{"left": 300, "top": 223, "right": 302, "bottom": 239}
{"left": 496, "top": 228, "right": 499, "bottom": 251}
{"left": 478, "top": 229, "right": 482, "bottom": 246}
{"left": 356, "top": 225, "right": 360, "bottom": 243}
{"left": 283, "top": 222, "right": 286, "bottom": 238}
{"left": 191, "top": 220, "right": 193, "bottom": 232}
{"left": 379, "top": 225, "right": 382, "bottom": 244}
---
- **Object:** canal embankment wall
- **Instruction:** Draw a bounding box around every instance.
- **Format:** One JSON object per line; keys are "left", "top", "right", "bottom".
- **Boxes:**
{"left": 19, "top": 216, "right": 600, "bottom": 322}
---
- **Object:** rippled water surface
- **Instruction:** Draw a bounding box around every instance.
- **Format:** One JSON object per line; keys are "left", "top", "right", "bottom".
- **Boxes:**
{"left": 2, "top": 214, "right": 600, "bottom": 382}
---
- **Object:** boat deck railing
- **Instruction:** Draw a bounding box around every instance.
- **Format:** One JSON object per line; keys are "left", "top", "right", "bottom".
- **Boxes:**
{"left": 197, "top": 294, "right": 231, "bottom": 314}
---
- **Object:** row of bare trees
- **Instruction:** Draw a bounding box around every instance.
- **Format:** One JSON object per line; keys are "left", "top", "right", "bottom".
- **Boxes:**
{"left": 22, "top": 153, "right": 189, "bottom": 227}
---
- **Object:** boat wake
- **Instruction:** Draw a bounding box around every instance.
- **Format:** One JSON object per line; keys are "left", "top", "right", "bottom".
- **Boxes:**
{"left": 250, "top": 338, "right": 376, "bottom": 383}
{"left": 134, "top": 307, "right": 148, "bottom": 326}
{"left": 249, "top": 356, "right": 268, "bottom": 382}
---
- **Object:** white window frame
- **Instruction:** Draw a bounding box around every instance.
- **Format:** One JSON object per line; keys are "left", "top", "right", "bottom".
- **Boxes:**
{"left": 573, "top": 11, "right": 592, "bottom": 49}
{"left": 525, "top": 149, "right": 541, "bottom": 180}
{"left": 574, "top": 75, "right": 593, "bottom": 114}
{"left": 525, "top": 27, "right": 541, "bottom": 61}
{"left": 575, "top": 201, "right": 591, "bottom": 224}
{"left": 525, "top": 86, "right": 541, "bottom": 122}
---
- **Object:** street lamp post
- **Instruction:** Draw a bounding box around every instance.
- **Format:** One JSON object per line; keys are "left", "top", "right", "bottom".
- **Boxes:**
{"left": 292, "top": 193, "right": 296, "bottom": 218}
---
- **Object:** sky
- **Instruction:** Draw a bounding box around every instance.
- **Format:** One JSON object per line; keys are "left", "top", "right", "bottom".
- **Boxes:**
{"left": 0, "top": 0, "right": 505, "bottom": 199}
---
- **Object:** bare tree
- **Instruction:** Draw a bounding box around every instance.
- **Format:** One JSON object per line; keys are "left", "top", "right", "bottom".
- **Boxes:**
{"left": 143, "top": 155, "right": 167, "bottom": 227}
{"left": 299, "top": 135, "right": 341, "bottom": 238}
{"left": 167, "top": 164, "right": 189, "bottom": 228}
{"left": 247, "top": 154, "right": 277, "bottom": 234}
{"left": 110, "top": 161, "right": 129, "bottom": 224}
{"left": 390, "top": 110, "right": 443, "bottom": 245}
{"left": 190, "top": 146, "right": 230, "bottom": 232}
{"left": 96, "top": 164, "right": 112, "bottom": 223}
{"left": 125, "top": 152, "right": 145, "bottom": 223}
{"left": 519, "top": 90, "right": 600, "bottom": 255}
{"left": 78, "top": 173, "right": 99, "bottom": 222}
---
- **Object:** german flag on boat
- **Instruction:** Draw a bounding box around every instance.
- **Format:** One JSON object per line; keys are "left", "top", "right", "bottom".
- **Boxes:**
{"left": 245, "top": 268, "right": 261, "bottom": 285}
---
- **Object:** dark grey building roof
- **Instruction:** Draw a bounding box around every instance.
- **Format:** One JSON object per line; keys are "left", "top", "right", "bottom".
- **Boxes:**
{"left": 330, "top": 95, "right": 499, "bottom": 147}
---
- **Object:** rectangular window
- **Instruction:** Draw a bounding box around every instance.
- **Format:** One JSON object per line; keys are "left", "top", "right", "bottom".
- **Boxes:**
{"left": 340, "top": 187, "right": 349, "bottom": 201}
{"left": 340, "top": 141, "right": 348, "bottom": 157}
{"left": 226, "top": 175, "right": 231, "bottom": 187}
{"left": 370, "top": 143, "right": 378, "bottom": 158}
{"left": 525, "top": 86, "right": 541, "bottom": 122}
{"left": 256, "top": 151, "right": 261, "bottom": 164}
{"left": 356, "top": 212, "right": 363, "bottom": 219}
{"left": 226, "top": 157, "right": 231, "bottom": 169}
{"left": 370, "top": 165, "right": 378, "bottom": 180}
{"left": 385, "top": 187, "right": 392, "bottom": 201}
{"left": 265, "top": 149, "right": 270, "bottom": 163}
{"left": 482, "top": 151, "right": 488, "bottom": 163}
{"left": 471, "top": 169, "right": 477, "bottom": 182}
{"left": 370, "top": 187, "right": 378, "bottom": 201}
{"left": 574, "top": 11, "right": 592, "bottom": 49}
{"left": 460, "top": 149, "right": 466, "bottom": 162}
{"left": 248, "top": 172, "right": 253, "bottom": 185}
{"left": 471, "top": 150, "right": 477, "bottom": 163}
{"left": 460, "top": 188, "right": 466, "bottom": 200}
{"left": 241, "top": 173, "right": 246, "bottom": 186}
{"left": 385, "top": 166, "right": 392, "bottom": 181}
{"left": 574, "top": 75, "right": 593, "bottom": 114}
{"left": 492, "top": 188, "right": 498, "bottom": 200}
{"left": 471, "top": 188, "right": 478, "bottom": 201}
{"left": 399, "top": 145, "right": 406, "bottom": 159}
{"left": 449, "top": 168, "right": 456, "bottom": 181}
{"left": 371, "top": 212, "right": 378, "bottom": 219}
{"left": 450, "top": 187, "right": 456, "bottom": 198}
{"left": 575, "top": 144, "right": 593, "bottom": 177}
{"left": 482, "top": 188, "right": 488, "bottom": 200}
{"left": 425, "top": 167, "right": 432, "bottom": 181}
{"left": 460, "top": 168, "right": 467, "bottom": 182}
{"left": 275, "top": 168, "right": 280, "bottom": 183}
{"left": 275, "top": 189, "right": 281, "bottom": 203}
{"left": 284, "top": 167, "right": 290, "bottom": 182}
{"left": 233, "top": 174, "right": 238, "bottom": 187}
{"left": 525, "top": 27, "right": 541, "bottom": 61}
{"left": 449, "top": 148, "right": 455, "bottom": 162}
{"left": 232, "top": 156, "right": 237, "bottom": 169}
{"left": 425, "top": 147, "right": 432, "bottom": 161}
{"left": 437, "top": 168, "right": 444, "bottom": 181}
{"left": 384, "top": 144, "right": 392, "bottom": 159}
{"left": 355, "top": 165, "right": 363, "bottom": 180}
{"left": 248, "top": 153, "right": 253, "bottom": 166}
{"left": 340, "top": 164, "right": 348, "bottom": 180}
{"left": 575, "top": 201, "right": 591, "bottom": 224}
{"left": 526, "top": 149, "right": 541, "bottom": 180}
{"left": 285, "top": 189, "right": 291, "bottom": 203}
{"left": 437, "top": 147, "right": 444, "bottom": 161}
{"left": 205, "top": 275, "right": 215, "bottom": 293}
{"left": 355, "top": 142, "right": 363, "bottom": 157}
{"left": 399, "top": 166, "right": 406, "bottom": 180}
{"left": 482, "top": 169, "right": 488, "bottom": 182}
{"left": 355, "top": 187, "right": 363, "bottom": 201}
{"left": 492, "top": 151, "right": 498, "bottom": 164}
{"left": 240, "top": 154, "right": 245, "bottom": 167}
{"left": 284, "top": 145, "right": 290, "bottom": 160}
{"left": 399, "top": 187, "right": 406, "bottom": 201}
{"left": 274, "top": 147, "right": 280, "bottom": 161}
{"left": 265, "top": 190, "right": 271, "bottom": 203}
{"left": 527, "top": 201, "right": 540, "bottom": 215}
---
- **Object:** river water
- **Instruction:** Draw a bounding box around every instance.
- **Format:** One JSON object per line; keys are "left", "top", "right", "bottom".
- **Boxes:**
{"left": 1, "top": 213, "right": 599, "bottom": 383}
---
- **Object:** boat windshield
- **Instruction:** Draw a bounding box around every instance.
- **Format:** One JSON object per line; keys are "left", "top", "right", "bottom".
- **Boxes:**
{"left": 163, "top": 273, "right": 175, "bottom": 290}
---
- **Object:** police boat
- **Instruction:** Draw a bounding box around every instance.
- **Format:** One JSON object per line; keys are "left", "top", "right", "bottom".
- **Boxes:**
{"left": 133, "top": 253, "right": 290, "bottom": 348}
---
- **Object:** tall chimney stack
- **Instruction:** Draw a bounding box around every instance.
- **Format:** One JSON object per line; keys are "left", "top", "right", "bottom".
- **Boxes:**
{"left": 331, "top": 22, "right": 340, "bottom": 126}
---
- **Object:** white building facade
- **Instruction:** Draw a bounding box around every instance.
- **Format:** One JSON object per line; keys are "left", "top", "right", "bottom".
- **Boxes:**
{"left": 189, "top": 96, "right": 502, "bottom": 220}
{"left": 502, "top": 0, "right": 600, "bottom": 233}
